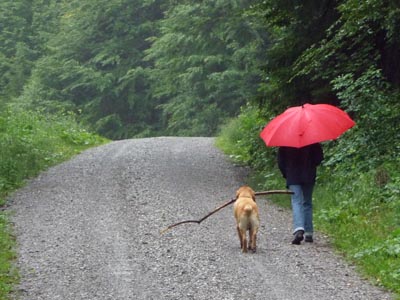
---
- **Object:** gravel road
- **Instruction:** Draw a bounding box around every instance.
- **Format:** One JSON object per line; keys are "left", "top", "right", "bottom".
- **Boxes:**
{"left": 9, "top": 137, "right": 393, "bottom": 300}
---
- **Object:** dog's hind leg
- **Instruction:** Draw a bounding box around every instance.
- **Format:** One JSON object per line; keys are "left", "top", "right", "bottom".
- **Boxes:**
{"left": 239, "top": 229, "right": 248, "bottom": 253}
{"left": 249, "top": 228, "right": 257, "bottom": 252}
{"left": 248, "top": 229, "right": 253, "bottom": 250}
{"left": 237, "top": 226, "right": 243, "bottom": 249}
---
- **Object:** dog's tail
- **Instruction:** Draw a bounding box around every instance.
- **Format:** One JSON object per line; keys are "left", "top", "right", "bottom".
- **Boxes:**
{"left": 244, "top": 204, "right": 253, "bottom": 215}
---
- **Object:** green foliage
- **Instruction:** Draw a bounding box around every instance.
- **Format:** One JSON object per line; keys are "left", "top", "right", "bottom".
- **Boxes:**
{"left": 145, "top": 0, "right": 267, "bottom": 136}
{"left": 19, "top": 0, "right": 165, "bottom": 139}
{"left": 216, "top": 105, "right": 262, "bottom": 163}
{"left": 0, "top": 107, "right": 107, "bottom": 193}
{"left": 0, "top": 105, "right": 106, "bottom": 299}
{"left": 255, "top": 0, "right": 340, "bottom": 111}
{"left": 0, "top": 212, "right": 17, "bottom": 299}
{"left": 294, "top": 0, "right": 400, "bottom": 83}
{"left": 314, "top": 169, "right": 400, "bottom": 293}
{"left": 328, "top": 68, "right": 400, "bottom": 170}
{"left": 0, "top": 0, "right": 33, "bottom": 99}
{"left": 2, "top": 0, "right": 269, "bottom": 138}
{"left": 0, "top": 0, "right": 63, "bottom": 102}
{"left": 216, "top": 104, "right": 282, "bottom": 188}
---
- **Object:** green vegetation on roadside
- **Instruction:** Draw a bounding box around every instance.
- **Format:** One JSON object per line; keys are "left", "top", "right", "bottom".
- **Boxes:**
{"left": 0, "top": 106, "right": 107, "bottom": 299}
{"left": 216, "top": 105, "right": 400, "bottom": 298}
{"left": 0, "top": 207, "right": 17, "bottom": 298}
{"left": 313, "top": 170, "right": 400, "bottom": 294}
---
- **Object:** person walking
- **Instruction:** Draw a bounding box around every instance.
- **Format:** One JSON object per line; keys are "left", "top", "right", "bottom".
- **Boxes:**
{"left": 277, "top": 143, "right": 323, "bottom": 244}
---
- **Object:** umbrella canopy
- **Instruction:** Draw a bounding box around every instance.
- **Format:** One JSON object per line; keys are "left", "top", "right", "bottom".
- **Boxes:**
{"left": 260, "top": 103, "right": 355, "bottom": 148}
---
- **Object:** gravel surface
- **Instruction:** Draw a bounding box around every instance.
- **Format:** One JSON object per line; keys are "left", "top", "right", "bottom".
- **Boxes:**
{"left": 9, "top": 137, "right": 393, "bottom": 300}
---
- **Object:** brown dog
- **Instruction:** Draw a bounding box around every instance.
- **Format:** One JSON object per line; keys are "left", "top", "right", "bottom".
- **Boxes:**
{"left": 234, "top": 186, "right": 260, "bottom": 253}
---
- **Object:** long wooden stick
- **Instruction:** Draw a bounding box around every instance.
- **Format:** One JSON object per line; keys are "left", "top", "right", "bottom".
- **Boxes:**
{"left": 160, "top": 190, "right": 293, "bottom": 234}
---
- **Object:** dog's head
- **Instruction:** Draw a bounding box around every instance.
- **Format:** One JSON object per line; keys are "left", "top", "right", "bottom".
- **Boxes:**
{"left": 236, "top": 185, "right": 256, "bottom": 201}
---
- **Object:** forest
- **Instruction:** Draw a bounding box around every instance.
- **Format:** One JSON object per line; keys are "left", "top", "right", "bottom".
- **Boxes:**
{"left": 0, "top": 0, "right": 399, "bottom": 297}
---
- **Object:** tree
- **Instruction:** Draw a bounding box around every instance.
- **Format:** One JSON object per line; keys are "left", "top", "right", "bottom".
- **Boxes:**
{"left": 0, "top": 0, "right": 64, "bottom": 106}
{"left": 146, "top": 0, "right": 268, "bottom": 136}
{"left": 0, "top": 0, "right": 34, "bottom": 100}
{"left": 254, "top": 0, "right": 340, "bottom": 113}
{"left": 21, "top": 0, "right": 165, "bottom": 139}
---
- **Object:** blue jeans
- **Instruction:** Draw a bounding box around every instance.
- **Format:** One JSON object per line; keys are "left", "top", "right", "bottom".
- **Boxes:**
{"left": 289, "top": 184, "right": 314, "bottom": 236}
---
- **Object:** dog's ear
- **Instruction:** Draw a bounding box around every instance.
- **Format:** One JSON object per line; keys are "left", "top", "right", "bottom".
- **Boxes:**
{"left": 250, "top": 188, "right": 256, "bottom": 201}
{"left": 236, "top": 186, "right": 245, "bottom": 199}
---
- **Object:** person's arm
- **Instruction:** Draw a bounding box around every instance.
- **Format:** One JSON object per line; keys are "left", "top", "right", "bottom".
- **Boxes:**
{"left": 277, "top": 147, "right": 286, "bottom": 178}
{"left": 313, "top": 143, "right": 324, "bottom": 166}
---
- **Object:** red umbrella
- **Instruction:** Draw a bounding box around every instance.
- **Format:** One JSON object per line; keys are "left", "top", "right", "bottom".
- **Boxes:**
{"left": 260, "top": 103, "right": 355, "bottom": 148}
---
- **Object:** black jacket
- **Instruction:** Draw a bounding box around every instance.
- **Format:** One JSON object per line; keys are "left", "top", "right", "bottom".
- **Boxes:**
{"left": 278, "top": 143, "right": 323, "bottom": 186}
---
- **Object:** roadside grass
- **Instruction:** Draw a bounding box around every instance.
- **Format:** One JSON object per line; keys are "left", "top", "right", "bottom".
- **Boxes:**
{"left": 0, "top": 107, "right": 108, "bottom": 299}
{"left": 313, "top": 170, "right": 400, "bottom": 296}
{"left": 0, "top": 207, "right": 17, "bottom": 298}
{"left": 216, "top": 114, "right": 400, "bottom": 299}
